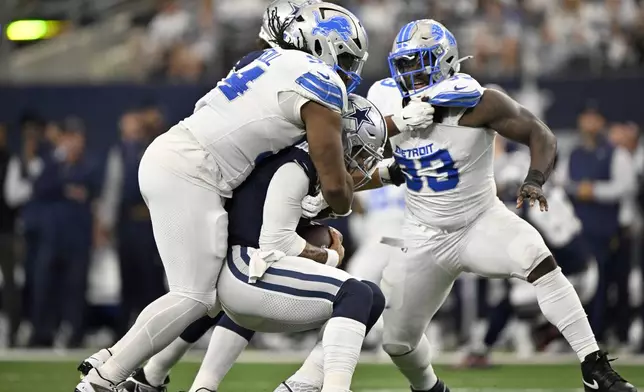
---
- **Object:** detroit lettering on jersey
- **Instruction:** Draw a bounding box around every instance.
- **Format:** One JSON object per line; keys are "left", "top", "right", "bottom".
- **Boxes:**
{"left": 394, "top": 143, "right": 437, "bottom": 159}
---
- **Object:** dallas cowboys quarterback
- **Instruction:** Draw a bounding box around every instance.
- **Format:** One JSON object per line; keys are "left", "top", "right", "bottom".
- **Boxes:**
{"left": 75, "top": 2, "right": 371, "bottom": 392}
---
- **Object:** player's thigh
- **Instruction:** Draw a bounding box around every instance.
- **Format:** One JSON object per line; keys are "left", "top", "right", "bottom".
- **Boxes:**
{"left": 347, "top": 242, "right": 399, "bottom": 285}
{"left": 381, "top": 243, "right": 458, "bottom": 352}
{"left": 139, "top": 156, "right": 227, "bottom": 306}
{"left": 460, "top": 201, "right": 551, "bottom": 281}
{"left": 218, "top": 246, "right": 352, "bottom": 333}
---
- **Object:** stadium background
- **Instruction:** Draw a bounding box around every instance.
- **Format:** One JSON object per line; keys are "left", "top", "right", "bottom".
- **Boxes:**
{"left": 1, "top": 0, "right": 644, "bottom": 391}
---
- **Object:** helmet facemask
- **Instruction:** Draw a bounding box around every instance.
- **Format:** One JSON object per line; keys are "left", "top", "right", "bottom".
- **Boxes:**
{"left": 388, "top": 45, "right": 454, "bottom": 98}
{"left": 342, "top": 130, "right": 384, "bottom": 189}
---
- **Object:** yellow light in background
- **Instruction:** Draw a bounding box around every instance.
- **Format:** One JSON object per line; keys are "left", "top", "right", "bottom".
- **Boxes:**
{"left": 5, "top": 20, "right": 63, "bottom": 41}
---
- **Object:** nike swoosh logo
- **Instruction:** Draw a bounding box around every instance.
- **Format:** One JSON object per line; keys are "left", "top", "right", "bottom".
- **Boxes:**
{"left": 402, "top": 116, "right": 411, "bottom": 120}
{"left": 317, "top": 72, "right": 330, "bottom": 80}
{"left": 582, "top": 379, "right": 599, "bottom": 390}
{"left": 454, "top": 85, "right": 467, "bottom": 91}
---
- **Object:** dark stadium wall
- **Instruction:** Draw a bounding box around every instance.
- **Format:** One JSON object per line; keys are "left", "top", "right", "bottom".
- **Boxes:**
{"left": 0, "top": 76, "right": 642, "bottom": 155}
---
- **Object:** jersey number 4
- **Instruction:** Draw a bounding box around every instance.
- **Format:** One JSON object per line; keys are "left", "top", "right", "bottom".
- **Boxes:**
{"left": 397, "top": 150, "right": 459, "bottom": 192}
{"left": 218, "top": 66, "right": 265, "bottom": 101}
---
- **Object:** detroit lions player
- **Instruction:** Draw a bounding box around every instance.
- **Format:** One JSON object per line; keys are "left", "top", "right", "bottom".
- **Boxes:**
{"left": 75, "top": 3, "right": 370, "bottom": 392}
{"left": 368, "top": 19, "right": 635, "bottom": 392}
{"left": 464, "top": 141, "right": 599, "bottom": 367}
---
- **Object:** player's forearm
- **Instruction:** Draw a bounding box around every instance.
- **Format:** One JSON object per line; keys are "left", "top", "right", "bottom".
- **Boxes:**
{"left": 298, "top": 243, "right": 330, "bottom": 264}
{"left": 384, "top": 116, "right": 401, "bottom": 137}
{"left": 527, "top": 121, "right": 557, "bottom": 183}
{"left": 321, "top": 171, "right": 354, "bottom": 214}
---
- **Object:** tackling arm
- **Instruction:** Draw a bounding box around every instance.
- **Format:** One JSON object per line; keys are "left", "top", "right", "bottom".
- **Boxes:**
{"left": 462, "top": 89, "right": 557, "bottom": 184}
{"left": 301, "top": 101, "right": 354, "bottom": 215}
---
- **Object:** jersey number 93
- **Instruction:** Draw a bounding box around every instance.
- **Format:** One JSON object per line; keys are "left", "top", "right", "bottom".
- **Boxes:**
{"left": 396, "top": 149, "right": 459, "bottom": 192}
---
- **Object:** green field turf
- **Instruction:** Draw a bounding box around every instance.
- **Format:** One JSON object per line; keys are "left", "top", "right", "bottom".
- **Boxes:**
{"left": 0, "top": 361, "right": 642, "bottom": 392}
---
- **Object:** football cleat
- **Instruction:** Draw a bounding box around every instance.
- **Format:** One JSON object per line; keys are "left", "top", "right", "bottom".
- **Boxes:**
{"left": 581, "top": 351, "right": 637, "bottom": 392}
{"left": 74, "top": 377, "right": 117, "bottom": 392}
{"left": 78, "top": 349, "right": 113, "bottom": 379}
{"left": 121, "top": 368, "right": 169, "bottom": 392}
{"left": 273, "top": 380, "right": 320, "bottom": 392}
{"left": 412, "top": 379, "right": 451, "bottom": 392}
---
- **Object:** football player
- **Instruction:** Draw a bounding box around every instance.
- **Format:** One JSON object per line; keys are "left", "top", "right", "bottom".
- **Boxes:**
{"left": 75, "top": 2, "right": 369, "bottom": 392}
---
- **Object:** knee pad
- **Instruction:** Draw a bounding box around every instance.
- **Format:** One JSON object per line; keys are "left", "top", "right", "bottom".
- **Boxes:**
{"left": 218, "top": 314, "right": 255, "bottom": 341}
{"left": 362, "top": 280, "right": 386, "bottom": 331}
{"left": 382, "top": 342, "right": 414, "bottom": 357}
{"left": 332, "top": 278, "right": 373, "bottom": 325}
{"left": 180, "top": 312, "right": 223, "bottom": 343}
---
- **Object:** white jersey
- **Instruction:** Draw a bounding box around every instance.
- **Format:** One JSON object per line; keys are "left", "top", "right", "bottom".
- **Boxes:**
{"left": 180, "top": 48, "right": 348, "bottom": 196}
{"left": 355, "top": 185, "right": 406, "bottom": 241}
{"left": 367, "top": 76, "right": 495, "bottom": 231}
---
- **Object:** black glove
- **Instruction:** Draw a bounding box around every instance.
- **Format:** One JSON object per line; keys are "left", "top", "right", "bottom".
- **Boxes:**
{"left": 517, "top": 169, "right": 548, "bottom": 211}
{"left": 380, "top": 160, "right": 406, "bottom": 186}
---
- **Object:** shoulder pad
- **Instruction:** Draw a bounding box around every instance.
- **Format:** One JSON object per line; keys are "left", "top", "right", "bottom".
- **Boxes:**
{"left": 292, "top": 59, "right": 347, "bottom": 113}
{"left": 425, "top": 73, "right": 483, "bottom": 108}
{"left": 367, "top": 78, "right": 404, "bottom": 117}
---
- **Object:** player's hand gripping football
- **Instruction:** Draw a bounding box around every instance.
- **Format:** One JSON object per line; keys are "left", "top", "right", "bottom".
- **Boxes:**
{"left": 328, "top": 227, "right": 345, "bottom": 266}
{"left": 391, "top": 98, "right": 435, "bottom": 133}
{"left": 516, "top": 170, "right": 548, "bottom": 211}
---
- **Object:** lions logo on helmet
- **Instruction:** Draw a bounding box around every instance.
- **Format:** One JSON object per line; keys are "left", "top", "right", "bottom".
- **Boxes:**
{"left": 281, "top": 2, "right": 369, "bottom": 93}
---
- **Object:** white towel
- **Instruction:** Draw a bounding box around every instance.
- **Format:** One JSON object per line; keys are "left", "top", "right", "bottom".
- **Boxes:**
{"left": 248, "top": 249, "right": 286, "bottom": 283}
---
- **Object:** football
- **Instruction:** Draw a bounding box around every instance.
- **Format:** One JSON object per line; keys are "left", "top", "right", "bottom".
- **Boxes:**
{"left": 297, "top": 224, "right": 333, "bottom": 248}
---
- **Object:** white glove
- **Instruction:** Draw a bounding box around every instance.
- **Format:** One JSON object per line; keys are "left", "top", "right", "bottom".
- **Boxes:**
{"left": 391, "top": 99, "right": 434, "bottom": 133}
{"left": 301, "top": 193, "right": 328, "bottom": 218}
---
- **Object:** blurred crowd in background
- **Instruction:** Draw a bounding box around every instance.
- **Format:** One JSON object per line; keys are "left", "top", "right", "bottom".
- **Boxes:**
{"left": 1, "top": 0, "right": 644, "bottom": 362}
{"left": 132, "top": 0, "right": 644, "bottom": 82}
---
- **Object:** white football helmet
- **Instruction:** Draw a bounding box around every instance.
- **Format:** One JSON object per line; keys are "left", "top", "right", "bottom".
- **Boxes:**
{"left": 342, "top": 94, "right": 386, "bottom": 188}
{"left": 281, "top": 2, "right": 369, "bottom": 93}
{"left": 258, "top": 0, "right": 321, "bottom": 48}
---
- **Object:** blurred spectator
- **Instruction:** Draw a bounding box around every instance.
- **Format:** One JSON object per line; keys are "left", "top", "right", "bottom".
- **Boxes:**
{"left": 468, "top": 0, "right": 521, "bottom": 76}
{"left": 29, "top": 118, "right": 100, "bottom": 348}
{"left": 3, "top": 115, "right": 50, "bottom": 346}
{"left": 143, "top": 0, "right": 213, "bottom": 82}
{"left": 0, "top": 123, "right": 20, "bottom": 347}
{"left": 541, "top": 0, "right": 595, "bottom": 74}
{"left": 97, "top": 110, "right": 166, "bottom": 338}
{"left": 560, "top": 107, "right": 637, "bottom": 344}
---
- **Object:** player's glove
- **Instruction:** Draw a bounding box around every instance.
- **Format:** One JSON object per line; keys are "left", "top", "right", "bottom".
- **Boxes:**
{"left": 391, "top": 98, "right": 434, "bottom": 133}
{"left": 517, "top": 169, "right": 549, "bottom": 211}
{"left": 301, "top": 193, "right": 328, "bottom": 219}
{"left": 378, "top": 158, "right": 406, "bottom": 186}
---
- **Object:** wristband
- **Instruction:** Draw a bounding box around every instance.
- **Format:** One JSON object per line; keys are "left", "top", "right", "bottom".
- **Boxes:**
{"left": 524, "top": 169, "right": 546, "bottom": 187}
{"left": 325, "top": 248, "right": 339, "bottom": 268}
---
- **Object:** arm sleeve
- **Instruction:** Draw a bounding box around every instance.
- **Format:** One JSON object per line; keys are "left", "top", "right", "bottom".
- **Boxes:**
{"left": 259, "top": 162, "right": 309, "bottom": 256}
{"left": 96, "top": 147, "right": 124, "bottom": 230}
{"left": 592, "top": 148, "right": 637, "bottom": 202}
{"left": 3, "top": 157, "right": 38, "bottom": 208}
